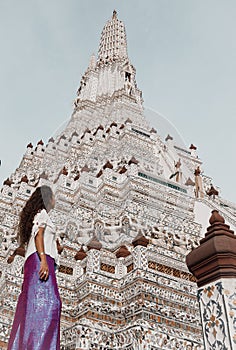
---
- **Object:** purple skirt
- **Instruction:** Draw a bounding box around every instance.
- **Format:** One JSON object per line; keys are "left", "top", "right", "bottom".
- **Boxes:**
{"left": 8, "top": 252, "right": 61, "bottom": 350}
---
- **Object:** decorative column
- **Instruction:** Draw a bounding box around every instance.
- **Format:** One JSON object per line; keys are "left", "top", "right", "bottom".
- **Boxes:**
{"left": 86, "top": 234, "right": 102, "bottom": 274}
{"left": 115, "top": 245, "right": 131, "bottom": 277}
{"left": 186, "top": 210, "right": 236, "bottom": 349}
{"left": 132, "top": 230, "right": 149, "bottom": 270}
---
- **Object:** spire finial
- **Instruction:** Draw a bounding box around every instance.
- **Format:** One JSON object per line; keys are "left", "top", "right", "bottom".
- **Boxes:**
{"left": 112, "top": 9, "right": 117, "bottom": 19}
{"left": 209, "top": 210, "right": 225, "bottom": 225}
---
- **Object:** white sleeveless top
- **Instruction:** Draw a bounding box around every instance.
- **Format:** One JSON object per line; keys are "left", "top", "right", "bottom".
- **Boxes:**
{"left": 24, "top": 209, "right": 59, "bottom": 266}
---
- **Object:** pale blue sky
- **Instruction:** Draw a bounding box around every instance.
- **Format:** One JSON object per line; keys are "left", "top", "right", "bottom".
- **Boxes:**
{"left": 0, "top": 0, "right": 235, "bottom": 202}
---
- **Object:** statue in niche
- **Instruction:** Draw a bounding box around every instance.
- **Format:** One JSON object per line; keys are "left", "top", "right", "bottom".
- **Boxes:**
{"left": 194, "top": 166, "right": 204, "bottom": 198}
{"left": 94, "top": 220, "right": 105, "bottom": 240}
{"left": 152, "top": 229, "right": 169, "bottom": 248}
{"left": 121, "top": 216, "right": 131, "bottom": 236}
{"left": 169, "top": 158, "right": 182, "bottom": 183}
{"left": 75, "top": 75, "right": 87, "bottom": 105}
{"left": 124, "top": 71, "right": 132, "bottom": 95}
{"left": 206, "top": 184, "right": 219, "bottom": 199}
{"left": 172, "top": 232, "right": 187, "bottom": 255}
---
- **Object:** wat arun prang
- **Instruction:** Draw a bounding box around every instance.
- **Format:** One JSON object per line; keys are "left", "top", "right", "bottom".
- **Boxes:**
{"left": 0, "top": 10, "right": 236, "bottom": 350}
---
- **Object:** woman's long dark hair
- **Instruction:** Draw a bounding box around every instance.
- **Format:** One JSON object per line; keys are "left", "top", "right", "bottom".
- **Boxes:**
{"left": 17, "top": 185, "right": 53, "bottom": 247}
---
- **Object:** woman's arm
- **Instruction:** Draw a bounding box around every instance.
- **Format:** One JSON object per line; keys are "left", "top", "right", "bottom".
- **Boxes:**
{"left": 7, "top": 246, "right": 25, "bottom": 264}
{"left": 35, "top": 227, "right": 49, "bottom": 281}
{"left": 56, "top": 238, "right": 64, "bottom": 254}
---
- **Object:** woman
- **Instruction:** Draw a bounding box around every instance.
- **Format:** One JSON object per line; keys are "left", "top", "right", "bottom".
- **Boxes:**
{"left": 8, "top": 185, "right": 62, "bottom": 350}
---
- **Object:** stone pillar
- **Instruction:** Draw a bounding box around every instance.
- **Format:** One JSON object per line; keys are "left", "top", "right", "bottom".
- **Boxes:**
{"left": 186, "top": 210, "right": 236, "bottom": 349}
{"left": 86, "top": 234, "right": 102, "bottom": 274}
{"left": 132, "top": 230, "right": 149, "bottom": 270}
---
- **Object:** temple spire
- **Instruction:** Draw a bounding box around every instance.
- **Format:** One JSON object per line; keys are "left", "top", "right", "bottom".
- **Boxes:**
{"left": 66, "top": 10, "right": 147, "bottom": 136}
{"left": 98, "top": 10, "right": 128, "bottom": 62}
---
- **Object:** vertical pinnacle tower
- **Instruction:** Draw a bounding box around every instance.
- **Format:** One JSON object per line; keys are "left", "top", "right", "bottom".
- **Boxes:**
{"left": 63, "top": 10, "right": 149, "bottom": 138}
{"left": 98, "top": 10, "right": 128, "bottom": 62}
